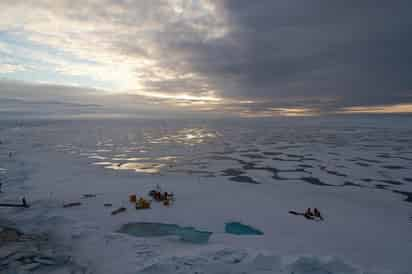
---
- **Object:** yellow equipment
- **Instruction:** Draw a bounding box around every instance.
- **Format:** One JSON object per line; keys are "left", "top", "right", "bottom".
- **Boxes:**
{"left": 136, "top": 198, "right": 151, "bottom": 209}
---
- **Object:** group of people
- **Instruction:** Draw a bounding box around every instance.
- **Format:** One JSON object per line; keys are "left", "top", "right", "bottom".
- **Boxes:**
{"left": 128, "top": 185, "right": 174, "bottom": 209}
{"left": 304, "top": 208, "right": 323, "bottom": 220}
{"left": 149, "top": 190, "right": 174, "bottom": 206}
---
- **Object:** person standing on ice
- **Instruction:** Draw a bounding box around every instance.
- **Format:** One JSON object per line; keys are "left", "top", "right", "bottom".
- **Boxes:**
{"left": 314, "top": 208, "right": 323, "bottom": 220}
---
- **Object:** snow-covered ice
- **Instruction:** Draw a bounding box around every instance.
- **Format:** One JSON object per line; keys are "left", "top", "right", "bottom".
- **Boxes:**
{"left": 0, "top": 117, "right": 411, "bottom": 273}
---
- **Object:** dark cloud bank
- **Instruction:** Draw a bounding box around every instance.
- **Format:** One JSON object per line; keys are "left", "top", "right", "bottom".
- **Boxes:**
{"left": 164, "top": 0, "right": 412, "bottom": 111}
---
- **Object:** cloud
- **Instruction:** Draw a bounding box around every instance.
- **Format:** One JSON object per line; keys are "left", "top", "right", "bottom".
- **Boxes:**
{"left": 0, "top": 64, "right": 26, "bottom": 73}
{"left": 0, "top": 0, "right": 411, "bottom": 116}
{"left": 0, "top": 80, "right": 227, "bottom": 119}
{"left": 179, "top": 1, "right": 412, "bottom": 108}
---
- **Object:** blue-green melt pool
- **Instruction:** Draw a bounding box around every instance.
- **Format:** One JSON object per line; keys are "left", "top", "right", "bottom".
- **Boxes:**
{"left": 225, "top": 222, "right": 263, "bottom": 235}
{"left": 118, "top": 222, "right": 212, "bottom": 244}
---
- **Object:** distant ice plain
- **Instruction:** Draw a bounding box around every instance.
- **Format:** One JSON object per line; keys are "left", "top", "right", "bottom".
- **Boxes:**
{"left": 1, "top": 116, "right": 411, "bottom": 273}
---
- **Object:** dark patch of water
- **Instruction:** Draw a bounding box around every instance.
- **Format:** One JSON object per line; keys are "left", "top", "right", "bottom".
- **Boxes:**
{"left": 241, "top": 154, "right": 266, "bottom": 159}
{"left": 301, "top": 177, "right": 334, "bottom": 186}
{"left": 272, "top": 157, "right": 301, "bottom": 162}
{"left": 326, "top": 170, "right": 347, "bottom": 177}
{"left": 356, "top": 162, "right": 370, "bottom": 167}
{"left": 238, "top": 149, "right": 260, "bottom": 153}
{"left": 353, "top": 157, "right": 381, "bottom": 163}
{"left": 375, "top": 184, "right": 389, "bottom": 190}
{"left": 379, "top": 180, "right": 403, "bottom": 186}
{"left": 221, "top": 169, "right": 244, "bottom": 177}
{"left": 392, "top": 190, "right": 412, "bottom": 203}
{"left": 262, "top": 151, "right": 282, "bottom": 156}
{"left": 286, "top": 154, "right": 302, "bottom": 158}
{"left": 342, "top": 181, "right": 363, "bottom": 188}
{"left": 229, "top": 176, "right": 259, "bottom": 184}
{"left": 298, "top": 164, "right": 313, "bottom": 168}
{"left": 382, "top": 165, "right": 405, "bottom": 170}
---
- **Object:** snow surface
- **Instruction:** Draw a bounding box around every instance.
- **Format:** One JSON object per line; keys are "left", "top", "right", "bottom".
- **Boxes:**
{"left": 1, "top": 117, "right": 412, "bottom": 274}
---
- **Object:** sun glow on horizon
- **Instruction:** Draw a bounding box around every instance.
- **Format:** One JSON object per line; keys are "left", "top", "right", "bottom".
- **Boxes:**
{"left": 340, "top": 104, "right": 412, "bottom": 114}
{"left": 132, "top": 90, "right": 223, "bottom": 102}
{"left": 238, "top": 107, "right": 318, "bottom": 118}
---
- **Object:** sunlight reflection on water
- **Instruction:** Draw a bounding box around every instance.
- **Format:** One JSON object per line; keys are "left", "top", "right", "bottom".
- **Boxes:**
{"left": 92, "top": 162, "right": 113, "bottom": 166}
{"left": 57, "top": 127, "right": 219, "bottom": 174}
{"left": 148, "top": 128, "right": 219, "bottom": 145}
{"left": 104, "top": 162, "right": 165, "bottom": 174}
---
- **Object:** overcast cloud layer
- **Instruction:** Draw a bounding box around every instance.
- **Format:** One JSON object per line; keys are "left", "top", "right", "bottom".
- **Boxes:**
{"left": 1, "top": 0, "right": 412, "bottom": 116}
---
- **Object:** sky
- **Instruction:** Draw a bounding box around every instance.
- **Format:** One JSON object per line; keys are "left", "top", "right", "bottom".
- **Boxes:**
{"left": 1, "top": 0, "right": 412, "bottom": 117}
